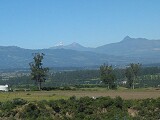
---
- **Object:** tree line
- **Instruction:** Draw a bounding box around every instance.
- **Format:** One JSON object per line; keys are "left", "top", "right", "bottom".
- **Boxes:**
{"left": 99, "top": 63, "right": 141, "bottom": 89}
{"left": 29, "top": 53, "right": 160, "bottom": 89}
{"left": 1, "top": 53, "right": 160, "bottom": 89}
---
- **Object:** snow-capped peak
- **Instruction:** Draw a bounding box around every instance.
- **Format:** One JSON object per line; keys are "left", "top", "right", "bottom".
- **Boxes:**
{"left": 55, "top": 42, "right": 64, "bottom": 47}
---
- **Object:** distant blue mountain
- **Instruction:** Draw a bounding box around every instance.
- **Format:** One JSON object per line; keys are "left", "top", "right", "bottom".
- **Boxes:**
{"left": 50, "top": 42, "right": 93, "bottom": 51}
{"left": 94, "top": 36, "right": 160, "bottom": 64}
{"left": 1, "top": 36, "right": 160, "bottom": 69}
{"left": 0, "top": 46, "right": 125, "bottom": 69}
{"left": 95, "top": 36, "right": 160, "bottom": 57}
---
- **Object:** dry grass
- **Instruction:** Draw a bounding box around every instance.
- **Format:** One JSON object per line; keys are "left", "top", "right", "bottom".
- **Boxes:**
{"left": 53, "top": 88, "right": 160, "bottom": 99}
{"left": 0, "top": 91, "right": 68, "bottom": 102}
{"left": 0, "top": 88, "right": 159, "bottom": 102}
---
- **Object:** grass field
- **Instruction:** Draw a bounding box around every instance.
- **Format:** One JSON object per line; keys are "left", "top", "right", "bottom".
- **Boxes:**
{"left": 0, "top": 88, "right": 159, "bottom": 102}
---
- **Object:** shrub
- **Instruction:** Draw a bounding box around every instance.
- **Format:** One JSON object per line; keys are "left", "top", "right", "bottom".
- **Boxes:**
{"left": 69, "top": 95, "right": 76, "bottom": 101}
{"left": 155, "top": 97, "right": 160, "bottom": 108}
{"left": 61, "top": 86, "right": 72, "bottom": 90}
{"left": 12, "top": 98, "right": 27, "bottom": 106}
{"left": 48, "top": 101, "right": 60, "bottom": 113}
{"left": 21, "top": 103, "right": 40, "bottom": 119}
{"left": 0, "top": 101, "right": 15, "bottom": 111}
{"left": 114, "top": 96, "right": 123, "bottom": 109}
{"left": 37, "top": 100, "right": 47, "bottom": 109}
{"left": 94, "top": 96, "right": 113, "bottom": 108}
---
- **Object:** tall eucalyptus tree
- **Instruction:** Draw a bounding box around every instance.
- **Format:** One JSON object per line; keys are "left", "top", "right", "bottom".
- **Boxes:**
{"left": 29, "top": 53, "right": 49, "bottom": 90}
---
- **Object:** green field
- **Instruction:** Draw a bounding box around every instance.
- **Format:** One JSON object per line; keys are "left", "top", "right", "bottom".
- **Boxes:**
{"left": 0, "top": 88, "right": 159, "bottom": 102}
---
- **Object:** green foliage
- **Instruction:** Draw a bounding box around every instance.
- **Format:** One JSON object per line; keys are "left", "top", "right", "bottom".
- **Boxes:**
{"left": 125, "top": 63, "right": 141, "bottom": 89}
{"left": 11, "top": 98, "right": 27, "bottom": 106}
{"left": 49, "top": 100, "right": 61, "bottom": 113}
{"left": 0, "top": 97, "right": 159, "bottom": 119}
{"left": 48, "top": 69, "right": 100, "bottom": 87}
{"left": 100, "top": 64, "right": 116, "bottom": 89}
{"left": 155, "top": 97, "right": 160, "bottom": 107}
{"left": 21, "top": 103, "right": 40, "bottom": 119}
{"left": 125, "top": 67, "right": 134, "bottom": 88}
{"left": 1, "top": 66, "right": 160, "bottom": 89}
{"left": 29, "top": 53, "right": 49, "bottom": 90}
{"left": 130, "top": 63, "right": 141, "bottom": 77}
{"left": 114, "top": 96, "right": 123, "bottom": 109}
{"left": 0, "top": 101, "right": 15, "bottom": 111}
{"left": 133, "top": 98, "right": 160, "bottom": 120}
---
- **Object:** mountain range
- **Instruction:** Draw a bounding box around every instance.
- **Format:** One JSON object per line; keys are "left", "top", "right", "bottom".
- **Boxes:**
{"left": 50, "top": 42, "right": 93, "bottom": 51}
{"left": 1, "top": 36, "right": 160, "bottom": 69}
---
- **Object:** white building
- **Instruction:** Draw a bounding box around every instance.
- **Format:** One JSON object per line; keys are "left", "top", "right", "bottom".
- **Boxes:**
{"left": 121, "top": 80, "right": 127, "bottom": 85}
{"left": 0, "top": 85, "right": 8, "bottom": 91}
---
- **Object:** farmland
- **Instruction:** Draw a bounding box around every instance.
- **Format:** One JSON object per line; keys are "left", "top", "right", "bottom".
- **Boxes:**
{"left": 0, "top": 89, "right": 159, "bottom": 120}
{"left": 0, "top": 66, "right": 160, "bottom": 119}
{"left": 0, "top": 88, "right": 159, "bottom": 102}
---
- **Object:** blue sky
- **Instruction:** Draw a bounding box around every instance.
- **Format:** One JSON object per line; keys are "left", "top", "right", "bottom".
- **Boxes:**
{"left": 0, "top": 0, "right": 160, "bottom": 49}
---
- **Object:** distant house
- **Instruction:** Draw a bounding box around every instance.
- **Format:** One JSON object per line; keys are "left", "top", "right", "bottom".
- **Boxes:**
{"left": 0, "top": 85, "right": 8, "bottom": 91}
{"left": 121, "top": 80, "right": 127, "bottom": 85}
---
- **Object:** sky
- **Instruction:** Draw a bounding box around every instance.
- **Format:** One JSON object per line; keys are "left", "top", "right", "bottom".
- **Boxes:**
{"left": 0, "top": 0, "right": 160, "bottom": 49}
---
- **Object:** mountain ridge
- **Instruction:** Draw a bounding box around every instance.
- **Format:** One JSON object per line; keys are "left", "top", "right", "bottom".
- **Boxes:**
{"left": 50, "top": 42, "right": 93, "bottom": 51}
{"left": 49, "top": 36, "right": 160, "bottom": 53}
{"left": 95, "top": 36, "right": 160, "bottom": 56}
{"left": 1, "top": 36, "right": 160, "bottom": 69}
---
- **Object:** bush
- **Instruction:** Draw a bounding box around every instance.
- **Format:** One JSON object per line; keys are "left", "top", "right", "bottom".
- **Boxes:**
{"left": 94, "top": 96, "right": 113, "bottom": 108}
{"left": 155, "top": 97, "right": 160, "bottom": 107}
{"left": 0, "top": 97, "right": 160, "bottom": 119}
{"left": 48, "top": 101, "right": 61, "bottom": 113}
{"left": 114, "top": 96, "right": 123, "bottom": 109}
{"left": 12, "top": 98, "right": 27, "bottom": 106}
{"left": 21, "top": 103, "right": 40, "bottom": 119}
{"left": 37, "top": 100, "right": 47, "bottom": 109}
{"left": 41, "top": 87, "right": 58, "bottom": 91}
{"left": 69, "top": 95, "right": 76, "bottom": 101}
{"left": 124, "top": 100, "right": 134, "bottom": 108}
{"left": 0, "top": 101, "right": 15, "bottom": 111}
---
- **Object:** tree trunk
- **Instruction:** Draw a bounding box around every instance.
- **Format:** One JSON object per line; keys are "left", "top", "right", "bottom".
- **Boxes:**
{"left": 132, "top": 76, "right": 135, "bottom": 89}
{"left": 39, "top": 82, "right": 42, "bottom": 90}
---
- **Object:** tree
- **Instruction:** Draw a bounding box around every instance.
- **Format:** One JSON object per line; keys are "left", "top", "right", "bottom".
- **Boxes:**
{"left": 100, "top": 64, "right": 116, "bottom": 89}
{"left": 125, "top": 63, "right": 141, "bottom": 89}
{"left": 125, "top": 67, "right": 134, "bottom": 88}
{"left": 29, "top": 53, "right": 49, "bottom": 90}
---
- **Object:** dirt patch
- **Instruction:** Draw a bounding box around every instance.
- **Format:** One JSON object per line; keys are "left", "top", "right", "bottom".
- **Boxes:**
{"left": 128, "top": 108, "right": 138, "bottom": 117}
